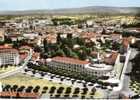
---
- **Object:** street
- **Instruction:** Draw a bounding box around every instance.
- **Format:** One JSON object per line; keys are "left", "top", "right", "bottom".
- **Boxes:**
{"left": 121, "top": 48, "right": 138, "bottom": 96}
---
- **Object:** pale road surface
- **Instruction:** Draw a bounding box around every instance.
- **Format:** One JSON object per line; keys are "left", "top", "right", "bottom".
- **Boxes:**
{"left": 121, "top": 48, "right": 138, "bottom": 96}
{"left": 104, "top": 48, "right": 138, "bottom": 99}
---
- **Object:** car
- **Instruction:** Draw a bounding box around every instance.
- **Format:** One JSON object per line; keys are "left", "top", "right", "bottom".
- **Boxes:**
{"left": 88, "top": 83, "right": 94, "bottom": 86}
{"left": 101, "top": 86, "right": 107, "bottom": 89}
{"left": 76, "top": 80, "right": 82, "bottom": 83}
{"left": 55, "top": 75, "right": 60, "bottom": 78}
{"left": 66, "top": 78, "right": 71, "bottom": 80}
{"left": 96, "top": 85, "right": 101, "bottom": 88}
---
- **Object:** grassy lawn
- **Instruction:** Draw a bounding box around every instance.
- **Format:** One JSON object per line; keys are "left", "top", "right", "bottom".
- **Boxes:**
{"left": 0, "top": 73, "right": 68, "bottom": 89}
{"left": 0, "top": 73, "right": 103, "bottom": 98}
{"left": 0, "top": 66, "right": 16, "bottom": 74}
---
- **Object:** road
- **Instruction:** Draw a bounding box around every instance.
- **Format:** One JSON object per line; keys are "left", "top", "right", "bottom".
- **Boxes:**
{"left": 105, "top": 48, "right": 138, "bottom": 99}
{"left": 121, "top": 48, "right": 138, "bottom": 97}
{"left": 0, "top": 49, "right": 32, "bottom": 79}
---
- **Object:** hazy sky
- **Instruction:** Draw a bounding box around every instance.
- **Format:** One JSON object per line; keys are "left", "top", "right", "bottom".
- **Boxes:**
{"left": 0, "top": 0, "right": 140, "bottom": 11}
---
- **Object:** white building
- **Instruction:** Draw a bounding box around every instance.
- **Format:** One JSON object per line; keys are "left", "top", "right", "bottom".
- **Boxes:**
{"left": 47, "top": 56, "right": 89, "bottom": 73}
{"left": 86, "top": 64, "right": 113, "bottom": 76}
{"left": 47, "top": 56, "right": 113, "bottom": 77}
{"left": 0, "top": 46, "right": 19, "bottom": 66}
{"left": 23, "top": 32, "right": 38, "bottom": 40}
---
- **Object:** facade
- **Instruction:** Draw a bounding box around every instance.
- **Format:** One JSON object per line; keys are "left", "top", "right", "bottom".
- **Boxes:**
{"left": 87, "top": 64, "right": 113, "bottom": 77}
{"left": 0, "top": 29, "right": 4, "bottom": 41}
{"left": 0, "top": 46, "right": 19, "bottom": 66}
{"left": 47, "top": 56, "right": 114, "bottom": 77}
{"left": 47, "top": 56, "right": 89, "bottom": 74}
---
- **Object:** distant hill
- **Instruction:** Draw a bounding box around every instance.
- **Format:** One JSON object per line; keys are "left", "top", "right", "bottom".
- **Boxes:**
{"left": 0, "top": 6, "right": 140, "bottom": 16}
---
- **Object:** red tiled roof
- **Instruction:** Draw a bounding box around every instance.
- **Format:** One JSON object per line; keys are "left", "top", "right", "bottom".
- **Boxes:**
{"left": 32, "top": 52, "right": 40, "bottom": 61}
{"left": 7, "top": 34, "right": 21, "bottom": 38}
{"left": 19, "top": 46, "right": 32, "bottom": 50}
{"left": 81, "top": 32, "right": 96, "bottom": 39}
{"left": 0, "top": 44, "right": 12, "bottom": 49}
{"left": 104, "top": 52, "right": 118, "bottom": 65}
{"left": 0, "top": 49, "right": 18, "bottom": 53}
{"left": 90, "top": 51, "right": 98, "bottom": 57}
{"left": 0, "top": 45, "right": 18, "bottom": 53}
{"left": 122, "top": 38, "right": 129, "bottom": 49}
{"left": 52, "top": 56, "right": 89, "bottom": 65}
{"left": 20, "top": 52, "right": 28, "bottom": 61}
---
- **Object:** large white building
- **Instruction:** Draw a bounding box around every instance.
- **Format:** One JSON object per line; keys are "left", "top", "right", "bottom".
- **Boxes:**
{"left": 46, "top": 56, "right": 114, "bottom": 77}
{"left": 47, "top": 56, "right": 89, "bottom": 73}
{"left": 0, "top": 46, "right": 19, "bottom": 66}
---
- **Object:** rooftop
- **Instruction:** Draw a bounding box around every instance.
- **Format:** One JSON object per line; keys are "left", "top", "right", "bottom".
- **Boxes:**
{"left": 52, "top": 56, "right": 89, "bottom": 65}
{"left": 0, "top": 44, "right": 18, "bottom": 53}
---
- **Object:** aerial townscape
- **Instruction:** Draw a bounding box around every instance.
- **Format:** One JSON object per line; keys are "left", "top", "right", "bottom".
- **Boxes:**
{"left": 0, "top": 0, "right": 140, "bottom": 99}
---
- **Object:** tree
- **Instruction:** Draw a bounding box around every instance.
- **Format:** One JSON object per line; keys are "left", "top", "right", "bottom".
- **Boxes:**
{"left": 112, "top": 42, "right": 121, "bottom": 51}
{"left": 63, "top": 47, "right": 71, "bottom": 57}
{"left": 4, "top": 84, "right": 11, "bottom": 91}
{"left": 76, "top": 37, "right": 85, "bottom": 46}
{"left": 73, "top": 88, "right": 80, "bottom": 94}
{"left": 57, "top": 33, "right": 62, "bottom": 44}
{"left": 26, "top": 86, "right": 33, "bottom": 93}
{"left": 12, "top": 85, "right": 18, "bottom": 92}
{"left": 57, "top": 87, "right": 64, "bottom": 94}
{"left": 90, "top": 88, "right": 96, "bottom": 95}
{"left": 13, "top": 39, "right": 20, "bottom": 49}
{"left": 43, "top": 86, "right": 48, "bottom": 91}
{"left": 40, "top": 52, "right": 48, "bottom": 59}
{"left": 65, "top": 87, "right": 72, "bottom": 94}
{"left": 69, "top": 51, "right": 78, "bottom": 58}
{"left": 34, "top": 45, "right": 42, "bottom": 52}
{"left": 85, "top": 48, "right": 92, "bottom": 55}
{"left": 17, "top": 86, "right": 25, "bottom": 92}
{"left": 49, "top": 86, "right": 56, "bottom": 94}
{"left": 67, "top": 34, "right": 72, "bottom": 39}
{"left": 81, "top": 88, "right": 88, "bottom": 95}
{"left": 102, "top": 28, "right": 106, "bottom": 34}
{"left": 52, "top": 19, "right": 58, "bottom": 26}
{"left": 55, "top": 49, "right": 65, "bottom": 56}
{"left": 77, "top": 50, "right": 87, "bottom": 60}
{"left": 43, "top": 39, "right": 48, "bottom": 52}
{"left": 4, "top": 36, "right": 12, "bottom": 43}
{"left": 19, "top": 39, "right": 28, "bottom": 46}
{"left": 32, "top": 70, "right": 36, "bottom": 74}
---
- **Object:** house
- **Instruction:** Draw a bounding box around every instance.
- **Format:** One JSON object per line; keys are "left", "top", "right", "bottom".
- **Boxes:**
{"left": 104, "top": 52, "right": 118, "bottom": 65}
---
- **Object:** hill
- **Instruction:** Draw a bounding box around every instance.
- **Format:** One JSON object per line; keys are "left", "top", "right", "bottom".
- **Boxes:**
{"left": 0, "top": 6, "right": 140, "bottom": 16}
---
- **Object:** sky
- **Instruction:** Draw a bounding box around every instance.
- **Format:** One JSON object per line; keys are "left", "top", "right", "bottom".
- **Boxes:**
{"left": 0, "top": 0, "right": 140, "bottom": 11}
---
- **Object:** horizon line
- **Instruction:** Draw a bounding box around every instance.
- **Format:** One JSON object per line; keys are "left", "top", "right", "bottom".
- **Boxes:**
{"left": 0, "top": 5, "right": 140, "bottom": 12}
